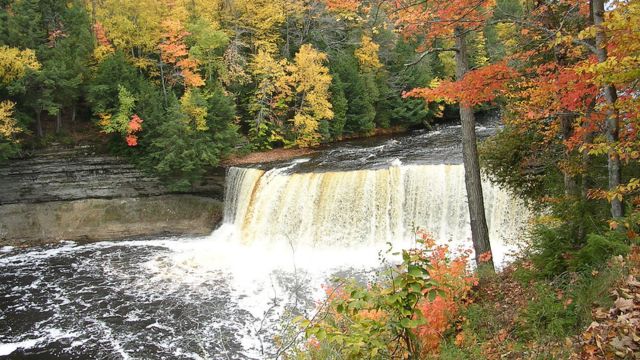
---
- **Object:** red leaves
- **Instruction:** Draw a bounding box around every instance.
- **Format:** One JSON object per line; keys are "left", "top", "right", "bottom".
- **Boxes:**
{"left": 126, "top": 114, "right": 143, "bottom": 147}
{"left": 405, "top": 61, "right": 515, "bottom": 107}
{"left": 128, "top": 114, "right": 143, "bottom": 133}
{"left": 125, "top": 134, "right": 138, "bottom": 147}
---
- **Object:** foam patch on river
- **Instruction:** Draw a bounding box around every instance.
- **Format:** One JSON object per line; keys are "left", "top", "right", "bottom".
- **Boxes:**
{"left": 0, "top": 236, "right": 418, "bottom": 359}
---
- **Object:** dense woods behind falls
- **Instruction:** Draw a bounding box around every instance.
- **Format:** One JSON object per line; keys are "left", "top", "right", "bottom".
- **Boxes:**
{"left": 1, "top": 0, "right": 640, "bottom": 358}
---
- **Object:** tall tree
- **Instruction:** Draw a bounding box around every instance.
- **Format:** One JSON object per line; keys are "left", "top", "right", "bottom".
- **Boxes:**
{"left": 592, "top": 0, "right": 622, "bottom": 218}
{"left": 394, "top": 0, "right": 497, "bottom": 271}
{"left": 288, "top": 44, "right": 333, "bottom": 147}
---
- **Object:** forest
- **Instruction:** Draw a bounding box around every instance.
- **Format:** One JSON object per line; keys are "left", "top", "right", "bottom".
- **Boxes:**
{"left": 0, "top": 0, "right": 455, "bottom": 189}
{"left": 1, "top": 0, "right": 640, "bottom": 358}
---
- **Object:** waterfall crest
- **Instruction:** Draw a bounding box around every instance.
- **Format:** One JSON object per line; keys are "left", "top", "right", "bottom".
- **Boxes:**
{"left": 218, "top": 164, "right": 528, "bottom": 254}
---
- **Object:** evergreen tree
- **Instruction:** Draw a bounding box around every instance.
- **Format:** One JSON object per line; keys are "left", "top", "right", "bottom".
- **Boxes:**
{"left": 332, "top": 53, "right": 375, "bottom": 135}
{"left": 327, "top": 73, "right": 347, "bottom": 139}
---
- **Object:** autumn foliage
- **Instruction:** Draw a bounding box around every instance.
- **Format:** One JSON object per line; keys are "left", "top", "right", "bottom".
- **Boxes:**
{"left": 299, "top": 230, "right": 477, "bottom": 358}
{"left": 405, "top": 61, "right": 514, "bottom": 107}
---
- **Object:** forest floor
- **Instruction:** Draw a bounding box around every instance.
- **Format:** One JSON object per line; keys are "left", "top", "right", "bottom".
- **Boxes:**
{"left": 442, "top": 247, "right": 640, "bottom": 359}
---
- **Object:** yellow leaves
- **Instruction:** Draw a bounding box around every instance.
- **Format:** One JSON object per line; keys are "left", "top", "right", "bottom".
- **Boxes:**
{"left": 97, "top": 113, "right": 112, "bottom": 130}
{"left": 250, "top": 50, "right": 289, "bottom": 80}
{"left": 180, "top": 89, "right": 208, "bottom": 131}
{"left": 250, "top": 49, "right": 292, "bottom": 104}
{"left": 248, "top": 44, "right": 332, "bottom": 147}
{"left": 354, "top": 35, "right": 383, "bottom": 71}
{"left": 438, "top": 50, "right": 456, "bottom": 78}
{"left": 288, "top": 44, "right": 333, "bottom": 147}
{"left": 577, "top": 26, "right": 596, "bottom": 40}
{"left": 470, "top": 31, "right": 489, "bottom": 67}
{"left": 94, "top": 0, "right": 163, "bottom": 55}
{"left": 0, "top": 100, "right": 22, "bottom": 141}
{"left": 93, "top": 45, "right": 114, "bottom": 63}
{"left": 237, "top": 0, "right": 291, "bottom": 54}
{"left": 0, "top": 46, "right": 40, "bottom": 85}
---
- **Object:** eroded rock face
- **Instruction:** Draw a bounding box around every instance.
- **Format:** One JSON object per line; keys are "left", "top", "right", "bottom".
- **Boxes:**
{"left": 1, "top": 146, "right": 167, "bottom": 205}
{"left": 0, "top": 146, "right": 225, "bottom": 246}
{"left": 0, "top": 195, "right": 223, "bottom": 246}
{"left": 0, "top": 195, "right": 223, "bottom": 247}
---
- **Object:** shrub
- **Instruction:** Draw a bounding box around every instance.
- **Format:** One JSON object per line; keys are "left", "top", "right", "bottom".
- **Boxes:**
{"left": 295, "top": 231, "right": 477, "bottom": 359}
{"left": 570, "top": 232, "right": 629, "bottom": 270}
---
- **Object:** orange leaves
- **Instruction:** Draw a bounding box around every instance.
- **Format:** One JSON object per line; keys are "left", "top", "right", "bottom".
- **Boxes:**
{"left": 125, "top": 135, "right": 138, "bottom": 147}
{"left": 159, "top": 20, "right": 189, "bottom": 64}
{"left": 324, "top": 0, "right": 360, "bottom": 13}
{"left": 413, "top": 243, "right": 477, "bottom": 355}
{"left": 93, "top": 22, "right": 112, "bottom": 48}
{"left": 478, "top": 251, "right": 493, "bottom": 264}
{"left": 92, "top": 22, "right": 115, "bottom": 61}
{"left": 125, "top": 114, "right": 143, "bottom": 147}
{"left": 306, "top": 230, "right": 477, "bottom": 358}
{"left": 158, "top": 19, "right": 204, "bottom": 88}
{"left": 128, "top": 114, "right": 143, "bottom": 133}
{"left": 392, "top": 0, "right": 494, "bottom": 42}
{"left": 405, "top": 61, "right": 515, "bottom": 107}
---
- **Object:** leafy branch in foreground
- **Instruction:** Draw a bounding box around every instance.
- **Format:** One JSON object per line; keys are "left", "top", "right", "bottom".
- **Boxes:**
{"left": 288, "top": 230, "right": 479, "bottom": 359}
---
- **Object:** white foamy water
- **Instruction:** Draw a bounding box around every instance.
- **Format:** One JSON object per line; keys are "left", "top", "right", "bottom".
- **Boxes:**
{"left": 219, "top": 163, "right": 528, "bottom": 263}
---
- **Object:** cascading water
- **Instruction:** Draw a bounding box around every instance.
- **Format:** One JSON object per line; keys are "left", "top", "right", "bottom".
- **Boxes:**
{"left": 216, "top": 163, "right": 527, "bottom": 263}
{"left": 0, "top": 123, "right": 530, "bottom": 359}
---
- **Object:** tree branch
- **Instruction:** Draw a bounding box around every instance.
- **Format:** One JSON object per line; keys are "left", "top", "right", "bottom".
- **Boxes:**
{"left": 404, "top": 47, "right": 458, "bottom": 67}
{"left": 490, "top": 17, "right": 599, "bottom": 55}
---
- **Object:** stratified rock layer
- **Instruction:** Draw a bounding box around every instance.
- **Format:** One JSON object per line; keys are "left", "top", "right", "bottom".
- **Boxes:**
{"left": 0, "top": 195, "right": 223, "bottom": 246}
{"left": 0, "top": 145, "right": 225, "bottom": 246}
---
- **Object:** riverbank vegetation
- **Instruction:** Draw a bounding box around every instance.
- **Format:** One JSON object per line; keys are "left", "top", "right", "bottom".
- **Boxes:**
{"left": 280, "top": 236, "right": 639, "bottom": 359}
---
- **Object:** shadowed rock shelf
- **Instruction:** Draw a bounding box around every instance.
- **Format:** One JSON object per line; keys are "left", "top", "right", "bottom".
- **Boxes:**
{"left": 0, "top": 145, "right": 224, "bottom": 246}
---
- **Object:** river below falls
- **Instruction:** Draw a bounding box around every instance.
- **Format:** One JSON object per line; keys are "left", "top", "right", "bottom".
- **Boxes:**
{"left": 0, "top": 120, "right": 527, "bottom": 359}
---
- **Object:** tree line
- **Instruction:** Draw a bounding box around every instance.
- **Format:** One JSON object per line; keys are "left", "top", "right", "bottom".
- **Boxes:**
{"left": 0, "top": 0, "right": 480, "bottom": 188}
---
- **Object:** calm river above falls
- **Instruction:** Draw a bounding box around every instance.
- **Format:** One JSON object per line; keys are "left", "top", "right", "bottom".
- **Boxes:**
{"left": 0, "top": 121, "right": 529, "bottom": 359}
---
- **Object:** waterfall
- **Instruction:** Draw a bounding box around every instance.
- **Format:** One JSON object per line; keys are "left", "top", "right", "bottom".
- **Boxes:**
{"left": 217, "top": 164, "right": 528, "bottom": 260}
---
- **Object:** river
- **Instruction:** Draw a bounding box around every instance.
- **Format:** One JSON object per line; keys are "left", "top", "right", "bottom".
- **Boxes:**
{"left": 0, "top": 121, "right": 529, "bottom": 359}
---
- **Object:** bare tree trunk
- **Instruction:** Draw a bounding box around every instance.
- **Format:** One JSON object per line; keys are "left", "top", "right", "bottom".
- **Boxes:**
{"left": 71, "top": 104, "right": 77, "bottom": 135}
{"left": 578, "top": 120, "right": 595, "bottom": 242}
{"left": 158, "top": 51, "right": 168, "bottom": 107}
{"left": 455, "top": 27, "right": 494, "bottom": 272}
{"left": 592, "top": 0, "right": 623, "bottom": 218}
{"left": 36, "top": 110, "right": 43, "bottom": 138}
{"left": 560, "top": 113, "right": 578, "bottom": 196}
{"left": 56, "top": 109, "right": 62, "bottom": 134}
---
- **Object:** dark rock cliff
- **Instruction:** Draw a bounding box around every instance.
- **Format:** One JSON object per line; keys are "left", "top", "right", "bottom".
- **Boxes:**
{"left": 0, "top": 145, "right": 226, "bottom": 246}
{"left": 0, "top": 145, "right": 224, "bottom": 204}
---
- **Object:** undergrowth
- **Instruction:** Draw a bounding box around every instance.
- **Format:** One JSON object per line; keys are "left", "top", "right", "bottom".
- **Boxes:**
{"left": 278, "top": 226, "right": 638, "bottom": 359}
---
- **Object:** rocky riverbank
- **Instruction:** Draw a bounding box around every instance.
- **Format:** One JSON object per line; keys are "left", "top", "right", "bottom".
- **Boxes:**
{"left": 0, "top": 145, "right": 225, "bottom": 247}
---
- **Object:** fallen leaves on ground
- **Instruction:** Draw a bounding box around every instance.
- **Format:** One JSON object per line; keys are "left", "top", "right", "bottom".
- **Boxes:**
{"left": 573, "top": 247, "right": 640, "bottom": 359}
